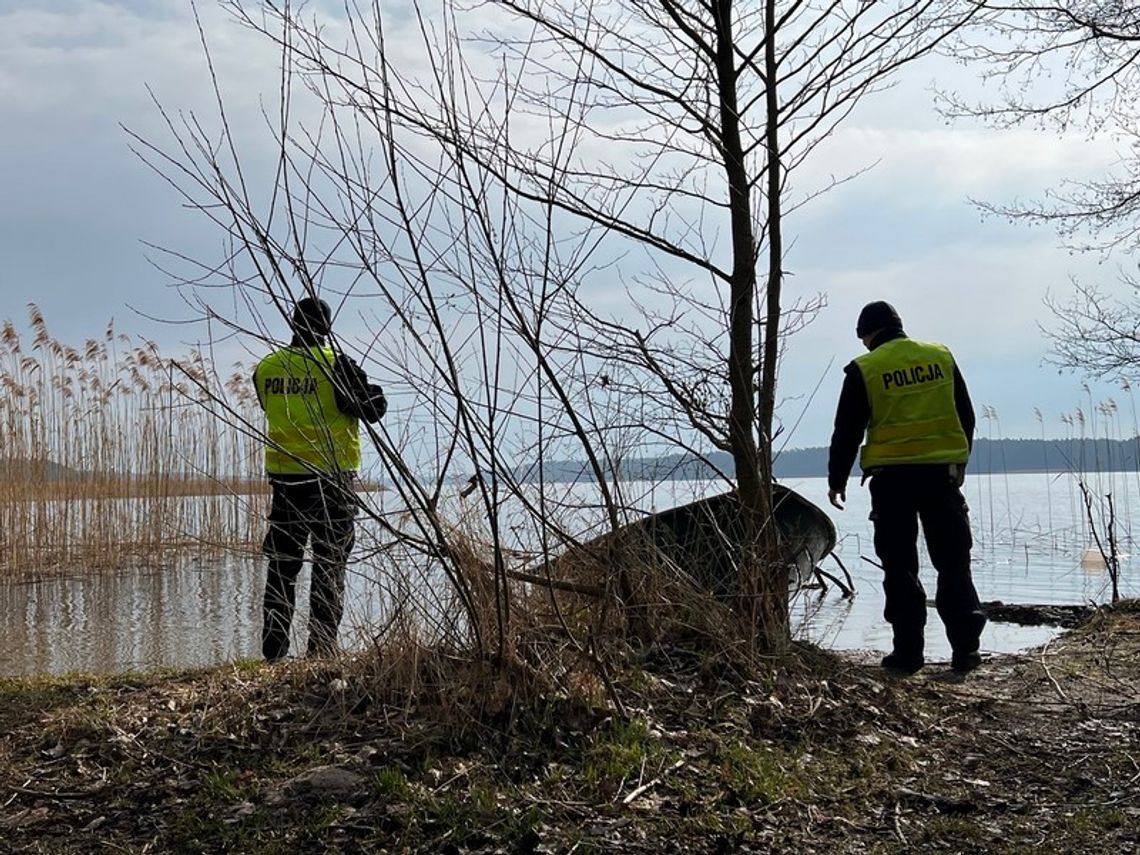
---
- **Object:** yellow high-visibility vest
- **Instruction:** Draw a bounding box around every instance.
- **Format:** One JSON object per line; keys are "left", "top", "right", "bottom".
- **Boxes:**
{"left": 854, "top": 338, "right": 969, "bottom": 470}
{"left": 253, "top": 346, "right": 360, "bottom": 475}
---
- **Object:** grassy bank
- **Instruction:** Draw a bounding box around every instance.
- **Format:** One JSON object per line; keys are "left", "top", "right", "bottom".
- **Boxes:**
{"left": 2, "top": 603, "right": 1139, "bottom": 853}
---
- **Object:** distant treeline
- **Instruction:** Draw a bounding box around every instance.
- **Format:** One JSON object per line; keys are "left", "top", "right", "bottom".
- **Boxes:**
{"left": 777, "top": 437, "right": 1140, "bottom": 477}
{"left": 0, "top": 458, "right": 86, "bottom": 482}
{"left": 516, "top": 437, "right": 1140, "bottom": 483}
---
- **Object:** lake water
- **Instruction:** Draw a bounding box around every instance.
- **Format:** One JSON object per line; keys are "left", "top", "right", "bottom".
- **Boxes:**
{"left": 1, "top": 471, "right": 1136, "bottom": 676}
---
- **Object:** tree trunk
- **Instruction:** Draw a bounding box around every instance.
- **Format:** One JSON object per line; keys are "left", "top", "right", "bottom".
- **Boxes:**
{"left": 714, "top": 0, "right": 784, "bottom": 651}
{"left": 757, "top": 0, "right": 789, "bottom": 648}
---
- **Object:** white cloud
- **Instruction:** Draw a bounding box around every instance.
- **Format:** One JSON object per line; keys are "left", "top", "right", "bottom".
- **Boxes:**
{"left": 776, "top": 231, "right": 1136, "bottom": 446}
{"left": 0, "top": 3, "right": 238, "bottom": 114}
{"left": 797, "top": 123, "right": 1122, "bottom": 221}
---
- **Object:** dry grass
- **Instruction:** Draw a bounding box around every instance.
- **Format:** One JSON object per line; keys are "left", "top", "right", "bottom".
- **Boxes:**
{"left": 0, "top": 307, "right": 265, "bottom": 576}
{"left": 434, "top": 495, "right": 764, "bottom": 688}
{"left": 4, "top": 607, "right": 1140, "bottom": 853}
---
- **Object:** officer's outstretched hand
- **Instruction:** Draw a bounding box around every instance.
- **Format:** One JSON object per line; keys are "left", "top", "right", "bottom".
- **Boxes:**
{"left": 828, "top": 489, "right": 845, "bottom": 510}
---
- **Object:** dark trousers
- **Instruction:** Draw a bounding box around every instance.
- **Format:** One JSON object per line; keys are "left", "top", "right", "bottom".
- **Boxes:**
{"left": 868, "top": 466, "right": 986, "bottom": 656}
{"left": 262, "top": 477, "right": 357, "bottom": 660}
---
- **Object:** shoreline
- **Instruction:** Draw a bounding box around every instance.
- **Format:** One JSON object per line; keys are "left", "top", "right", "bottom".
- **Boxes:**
{"left": 2, "top": 601, "right": 1138, "bottom": 853}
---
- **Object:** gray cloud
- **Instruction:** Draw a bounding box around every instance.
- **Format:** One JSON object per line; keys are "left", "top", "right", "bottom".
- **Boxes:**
{"left": 1, "top": 0, "right": 1131, "bottom": 446}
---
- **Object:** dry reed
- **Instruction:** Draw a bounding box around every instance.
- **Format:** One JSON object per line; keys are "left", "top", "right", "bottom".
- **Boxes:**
{"left": 431, "top": 493, "right": 751, "bottom": 675}
{"left": 0, "top": 306, "right": 265, "bottom": 576}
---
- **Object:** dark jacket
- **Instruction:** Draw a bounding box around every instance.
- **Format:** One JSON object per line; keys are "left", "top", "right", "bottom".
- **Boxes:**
{"left": 827, "top": 330, "right": 975, "bottom": 493}
{"left": 327, "top": 352, "right": 387, "bottom": 425}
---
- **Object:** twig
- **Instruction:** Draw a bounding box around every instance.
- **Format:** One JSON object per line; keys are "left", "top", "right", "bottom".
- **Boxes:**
{"left": 621, "top": 759, "right": 685, "bottom": 804}
{"left": 1125, "top": 753, "right": 1140, "bottom": 785}
{"left": 892, "top": 801, "right": 907, "bottom": 845}
{"left": 2, "top": 777, "right": 32, "bottom": 809}
{"left": 1077, "top": 481, "right": 1120, "bottom": 603}
{"left": 1106, "top": 493, "right": 1120, "bottom": 603}
{"left": 814, "top": 567, "right": 855, "bottom": 598}
{"left": 5, "top": 783, "right": 102, "bottom": 800}
{"left": 507, "top": 568, "right": 605, "bottom": 597}
{"left": 829, "top": 552, "right": 857, "bottom": 594}
{"left": 1039, "top": 639, "right": 1069, "bottom": 703}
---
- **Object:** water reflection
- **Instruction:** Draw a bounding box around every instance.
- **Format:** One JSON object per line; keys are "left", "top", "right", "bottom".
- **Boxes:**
{"left": 0, "top": 559, "right": 261, "bottom": 675}
{"left": 1, "top": 473, "right": 1136, "bottom": 676}
{"left": 0, "top": 555, "right": 413, "bottom": 676}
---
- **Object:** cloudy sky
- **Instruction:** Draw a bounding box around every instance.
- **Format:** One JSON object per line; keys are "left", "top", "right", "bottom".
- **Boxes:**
{"left": 1, "top": 0, "right": 1135, "bottom": 453}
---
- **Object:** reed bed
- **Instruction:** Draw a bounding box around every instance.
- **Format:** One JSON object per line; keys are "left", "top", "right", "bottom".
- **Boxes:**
{"left": 0, "top": 307, "right": 265, "bottom": 577}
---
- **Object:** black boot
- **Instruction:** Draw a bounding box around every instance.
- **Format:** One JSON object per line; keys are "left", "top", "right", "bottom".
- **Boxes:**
{"left": 951, "top": 649, "right": 982, "bottom": 672}
{"left": 881, "top": 650, "right": 925, "bottom": 675}
{"left": 882, "top": 629, "right": 924, "bottom": 675}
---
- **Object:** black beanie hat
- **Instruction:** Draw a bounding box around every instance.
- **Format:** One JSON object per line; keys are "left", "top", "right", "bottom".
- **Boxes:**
{"left": 855, "top": 301, "right": 902, "bottom": 338}
{"left": 291, "top": 297, "right": 333, "bottom": 337}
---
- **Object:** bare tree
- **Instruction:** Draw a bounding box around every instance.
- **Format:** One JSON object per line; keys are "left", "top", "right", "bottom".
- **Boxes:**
{"left": 944, "top": 4, "right": 1140, "bottom": 376}
{"left": 1043, "top": 276, "right": 1140, "bottom": 378}
{"left": 946, "top": 3, "right": 1140, "bottom": 251}
{"left": 450, "top": 0, "right": 983, "bottom": 647}
{"left": 136, "top": 0, "right": 983, "bottom": 659}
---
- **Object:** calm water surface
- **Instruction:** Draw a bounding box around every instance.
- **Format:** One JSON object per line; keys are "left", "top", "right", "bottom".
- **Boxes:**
{"left": 2, "top": 472, "right": 1136, "bottom": 676}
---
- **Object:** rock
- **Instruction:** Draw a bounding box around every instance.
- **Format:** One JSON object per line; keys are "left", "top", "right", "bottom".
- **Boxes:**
{"left": 279, "top": 765, "right": 367, "bottom": 802}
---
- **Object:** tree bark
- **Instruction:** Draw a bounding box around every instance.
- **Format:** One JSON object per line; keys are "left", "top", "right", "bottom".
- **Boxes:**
{"left": 714, "top": 0, "right": 783, "bottom": 650}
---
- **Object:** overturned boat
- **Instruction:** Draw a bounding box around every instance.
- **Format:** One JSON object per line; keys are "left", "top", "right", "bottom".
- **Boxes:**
{"left": 531, "top": 483, "right": 836, "bottom": 598}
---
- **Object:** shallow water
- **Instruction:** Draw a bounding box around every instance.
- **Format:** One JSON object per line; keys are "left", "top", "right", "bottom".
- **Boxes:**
{"left": 788, "top": 469, "right": 1137, "bottom": 663}
{"left": 1, "top": 472, "right": 1135, "bottom": 676}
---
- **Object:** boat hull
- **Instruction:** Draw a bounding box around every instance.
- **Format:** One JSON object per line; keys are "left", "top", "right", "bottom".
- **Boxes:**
{"left": 577, "top": 483, "right": 837, "bottom": 596}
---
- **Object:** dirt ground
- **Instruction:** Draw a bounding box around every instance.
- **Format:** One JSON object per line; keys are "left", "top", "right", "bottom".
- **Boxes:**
{"left": 2, "top": 602, "right": 1138, "bottom": 854}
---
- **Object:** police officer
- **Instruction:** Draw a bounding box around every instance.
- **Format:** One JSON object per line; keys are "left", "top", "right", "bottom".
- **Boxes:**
{"left": 827, "top": 301, "right": 985, "bottom": 674}
{"left": 253, "top": 297, "right": 387, "bottom": 661}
